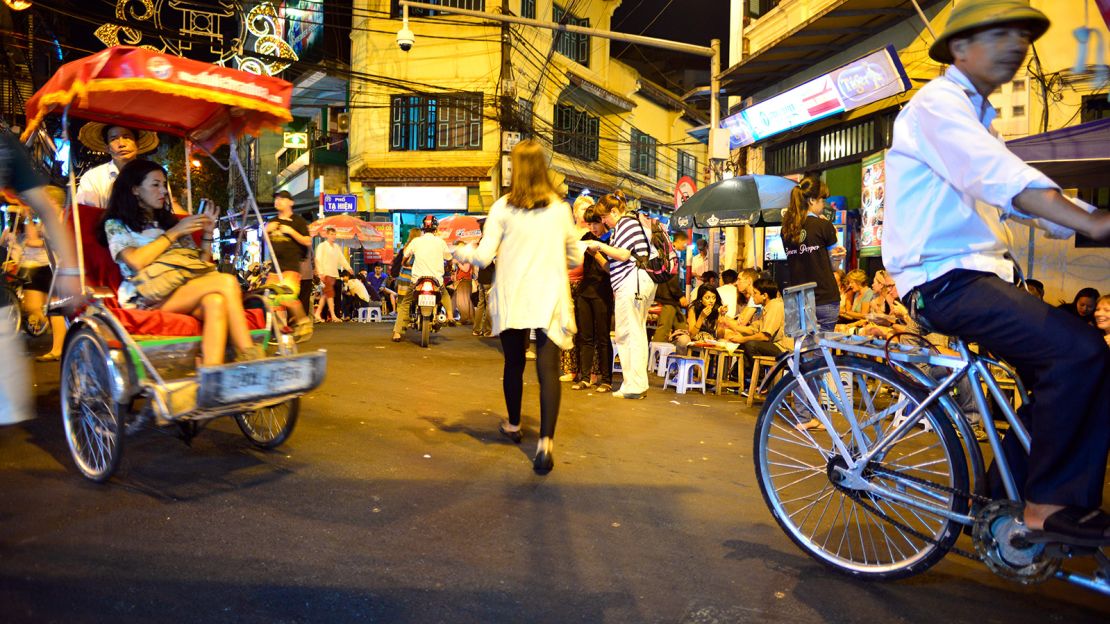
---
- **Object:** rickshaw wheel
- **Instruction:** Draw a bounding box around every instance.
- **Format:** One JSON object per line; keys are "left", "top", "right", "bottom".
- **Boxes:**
{"left": 61, "top": 328, "right": 123, "bottom": 482}
{"left": 236, "top": 398, "right": 299, "bottom": 449}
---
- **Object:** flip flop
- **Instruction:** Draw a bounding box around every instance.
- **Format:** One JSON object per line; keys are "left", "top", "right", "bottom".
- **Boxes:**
{"left": 1026, "top": 506, "right": 1110, "bottom": 548}
{"left": 35, "top": 353, "right": 60, "bottom": 362}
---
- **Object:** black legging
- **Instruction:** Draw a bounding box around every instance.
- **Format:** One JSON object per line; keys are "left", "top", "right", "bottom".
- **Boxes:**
{"left": 499, "top": 328, "right": 561, "bottom": 438}
{"left": 575, "top": 294, "right": 612, "bottom": 385}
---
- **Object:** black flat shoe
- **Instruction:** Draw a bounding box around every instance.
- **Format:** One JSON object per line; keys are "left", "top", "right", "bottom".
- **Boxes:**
{"left": 498, "top": 423, "right": 522, "bottom": 444}
{"left": 533, "top": 449, "right": 553, "bottom": 475}
{"left": 1026, "top": 506, "right": 1110, "bottom": 548}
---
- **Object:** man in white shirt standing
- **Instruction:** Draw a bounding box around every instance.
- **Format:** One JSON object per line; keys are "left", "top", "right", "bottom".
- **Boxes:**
{"left": 885, "top": 0, "right": 1110, "bottom": 545}
{"left": 75, "top": 124, "right": 158, "bottom": 208}
{"left": 314, "top": 226, "right": 353, "bottom": 322}
{"left": 392, "top": 215, "right": 453, "bottom": 342}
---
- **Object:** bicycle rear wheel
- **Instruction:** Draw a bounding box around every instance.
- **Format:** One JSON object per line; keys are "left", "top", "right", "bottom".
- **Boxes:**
{"left": 754, "top": 356, "right": 969, "bottom": 580}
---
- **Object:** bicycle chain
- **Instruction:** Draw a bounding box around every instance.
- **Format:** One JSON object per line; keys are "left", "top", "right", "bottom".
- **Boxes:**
{"left": 844, "top": 463, "right": 992, "bottom": 562}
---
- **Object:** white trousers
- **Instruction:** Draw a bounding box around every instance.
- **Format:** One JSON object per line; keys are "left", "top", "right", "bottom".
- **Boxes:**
{"left": 612, "top": 271, "right": 657, "bottom": 395}
{"left": 0, "top": 316, "right": 30, "bottom": 425}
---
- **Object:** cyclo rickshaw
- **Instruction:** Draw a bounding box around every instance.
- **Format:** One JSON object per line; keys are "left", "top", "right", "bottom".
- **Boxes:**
{"left": 21, "top": 47, "right": 326, "bottom": 482}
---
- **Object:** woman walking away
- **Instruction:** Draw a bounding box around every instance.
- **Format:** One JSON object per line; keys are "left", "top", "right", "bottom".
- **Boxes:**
{"left": 780, "top": 171, "right": 845, "bottom": 331}
{"left": 454, "top": 139, "right": 582, "bottom": 474}
{"left": 587, "top": 194, "right": 657, "bottom": 399}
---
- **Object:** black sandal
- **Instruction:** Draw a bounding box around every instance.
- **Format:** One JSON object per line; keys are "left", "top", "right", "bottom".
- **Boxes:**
{"left": 498, "top": 422, "right": 523, "bottom": 444}
{"left": 1027, "top": 506, "right": 1110, "bottom": 547}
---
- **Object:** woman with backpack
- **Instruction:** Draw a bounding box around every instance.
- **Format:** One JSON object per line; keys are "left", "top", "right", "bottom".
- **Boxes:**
{"left": 587, "top": 193, "right": 657, "bottom": 399}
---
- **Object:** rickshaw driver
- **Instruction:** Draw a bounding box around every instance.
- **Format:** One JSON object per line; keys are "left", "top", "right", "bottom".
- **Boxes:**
{"left": 883, "top": 0, "right": 1110, "bottom": 546}
{"left": 0, "top": 127, "right": 81, "bottom": 426}
{"left": 75, "top": 123, "right": 158, "bottom": 208}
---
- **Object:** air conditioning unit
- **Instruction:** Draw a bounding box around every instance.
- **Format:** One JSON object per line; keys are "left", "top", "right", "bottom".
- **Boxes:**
{"left": 336, "top": 112, "right": 351, "bottom": 133}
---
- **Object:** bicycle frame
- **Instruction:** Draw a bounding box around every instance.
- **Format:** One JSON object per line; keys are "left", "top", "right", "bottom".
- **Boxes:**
{"left": 782, "top": 333, "right": 1030, "bottom": 527}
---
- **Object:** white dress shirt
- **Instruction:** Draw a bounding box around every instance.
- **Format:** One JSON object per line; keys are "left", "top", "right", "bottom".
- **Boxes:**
{"left": 716, "top": 283, "right": 739, "bottom": 319}
{"left": 314, "top": 240, "right": 352, "bottom": 278}
{"left": 405, "top": 232, "right": 451, "bottom": 281}
{"left": 883, "top": 66, "right": 1088, "bottom": 296}
{"left": 455, "top": 195, "right": 584, "bottom": 350}
{"left": 76, "top": 161, "right": 120, "bottom": 208}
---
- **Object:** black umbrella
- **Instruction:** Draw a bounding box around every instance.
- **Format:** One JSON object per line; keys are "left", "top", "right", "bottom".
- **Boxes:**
{"left": 671, "top": 174, "right": 797, "bottom": 229}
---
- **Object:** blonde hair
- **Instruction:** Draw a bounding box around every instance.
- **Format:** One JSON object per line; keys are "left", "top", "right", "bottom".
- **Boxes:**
{"left": 507, "top": 139, "right": 557, "bottom": 209}
{"left": 572, "top": 195, "right": 595, "bottom": 222}
{"left": 846, "top": 269, "right": 868, "bottom": 287}
{"left": 593, "top": 193, "right": 627, "bottom": 218}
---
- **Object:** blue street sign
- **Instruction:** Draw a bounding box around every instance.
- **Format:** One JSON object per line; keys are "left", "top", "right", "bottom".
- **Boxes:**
{"left": 323, "top": 194, "right": 357, "bottom": 213}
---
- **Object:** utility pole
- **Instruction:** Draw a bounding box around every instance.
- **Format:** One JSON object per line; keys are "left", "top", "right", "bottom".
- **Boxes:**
{"left": 498, "top": 0, "right": 513, "bottom": 192}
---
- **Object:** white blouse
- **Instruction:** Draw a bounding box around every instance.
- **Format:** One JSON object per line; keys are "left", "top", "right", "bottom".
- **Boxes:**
{"left": 454, "top": 194, "right": 584, "bottom": 350}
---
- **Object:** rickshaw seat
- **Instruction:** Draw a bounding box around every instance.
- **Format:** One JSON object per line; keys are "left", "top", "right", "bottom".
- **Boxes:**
{"left": 71, "top": 204, "right": 265, "bottom": 337}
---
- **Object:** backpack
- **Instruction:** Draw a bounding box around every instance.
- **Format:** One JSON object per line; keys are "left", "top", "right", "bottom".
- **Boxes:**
{"left": 633, "top": 217, "right": 678, "bottom": 285}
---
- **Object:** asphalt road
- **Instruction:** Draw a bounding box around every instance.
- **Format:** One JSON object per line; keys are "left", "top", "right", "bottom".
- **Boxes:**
{"left": 1, "top": 323, "right": 1108, "bottom": 623}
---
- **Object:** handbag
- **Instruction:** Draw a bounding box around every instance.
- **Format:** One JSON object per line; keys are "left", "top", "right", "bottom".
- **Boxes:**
{"left": 131, "top": 246, "right": 215, "bottom": 303}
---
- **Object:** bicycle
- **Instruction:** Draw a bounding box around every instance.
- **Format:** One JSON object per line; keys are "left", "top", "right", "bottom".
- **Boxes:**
{"left": 753, "top": 283, "right": 1110, "bottom": 596}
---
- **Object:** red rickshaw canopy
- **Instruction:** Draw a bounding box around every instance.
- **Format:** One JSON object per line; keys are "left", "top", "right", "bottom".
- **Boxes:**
{"left": 21, "top": 46, "right": 292, "bottom": 150}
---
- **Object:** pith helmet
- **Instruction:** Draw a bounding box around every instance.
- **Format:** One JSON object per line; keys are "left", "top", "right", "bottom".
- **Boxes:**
{"left": 928, "top": 0, "right": 1050, "bottom": 64}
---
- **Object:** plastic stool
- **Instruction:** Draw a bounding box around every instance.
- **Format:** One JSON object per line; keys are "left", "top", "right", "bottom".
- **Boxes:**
{"left": 356, "top": 307, "right": 382, "bottom": 323}
{"left": 662, "top": 355, "right": 706, "bottom": 395}
{"left": 648, "top": 341, "right": 676, "bottom": 376}
{"left": 612, "top": 347, "right": 622, "bottom": 374}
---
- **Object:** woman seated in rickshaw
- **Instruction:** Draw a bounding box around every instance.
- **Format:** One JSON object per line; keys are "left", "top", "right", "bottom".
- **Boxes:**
{"left": 95, "top": 159, "right": 262, "bottom": 365}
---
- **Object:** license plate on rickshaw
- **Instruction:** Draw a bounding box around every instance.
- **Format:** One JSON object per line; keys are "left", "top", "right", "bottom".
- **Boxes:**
{"left": 418, "top": 293, "right": 437, "bottom": 307}
{"left": 197, "top": 352, "right": 324, "bottom": 406}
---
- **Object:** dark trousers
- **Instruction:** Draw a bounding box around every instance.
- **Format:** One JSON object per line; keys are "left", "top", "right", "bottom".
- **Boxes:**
{"left": 499, "top": 329, "right": 561, "bottom": 438}
{"left": 915, "top": 270, "right": 1110, "bottom": 508}
{"left": 741, "top": 340, "right": 785, "bottom": 379}
{"left": 575, "top": 294, "right": 613, "bottom": 385}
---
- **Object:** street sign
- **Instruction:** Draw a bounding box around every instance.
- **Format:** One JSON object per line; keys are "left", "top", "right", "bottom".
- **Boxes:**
{"left": 323, "top": 194, "right": 357, "bottom": 213}
{"left": 283, "top": 132, "right": 308, "bottom": 149}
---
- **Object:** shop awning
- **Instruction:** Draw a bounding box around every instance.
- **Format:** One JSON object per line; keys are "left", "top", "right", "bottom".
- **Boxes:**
{"left": 1007, "top": 118, "right": 1110, "bottom": 188}
{"left": 719, "top": 0, "right": 945, "bottom": 97}
{"left": 352, "top": 165, "right": 493, "bottom": 186}
{"left": 564, "top": 72, "right": 635, "bottom": 113}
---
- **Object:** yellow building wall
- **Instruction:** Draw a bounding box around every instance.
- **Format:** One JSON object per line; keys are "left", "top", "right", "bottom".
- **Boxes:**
{"left": 733, "top": 0, "right": 1108, "bottom": 301}
{"left": 350, "top": 0, "right": 707, "bottom": 212}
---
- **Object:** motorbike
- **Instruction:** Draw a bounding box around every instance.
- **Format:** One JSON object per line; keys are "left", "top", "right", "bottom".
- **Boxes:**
{"left": 408, "top": 276, "right": 443, "bottom": 348}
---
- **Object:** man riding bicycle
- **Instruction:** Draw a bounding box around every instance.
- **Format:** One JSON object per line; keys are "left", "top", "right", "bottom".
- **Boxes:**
{"left": 391, "top": 215, "right": 453, "bottom": 342}
{"left": 884, "top": 0, "right": 1110, "bottom": 545}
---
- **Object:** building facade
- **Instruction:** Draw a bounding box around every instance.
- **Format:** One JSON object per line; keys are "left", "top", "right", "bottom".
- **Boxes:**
{"left": 348, "top": 0, "right": 709, "bottom": 240}
{"left": 722, "top": 0, "right": 1109, "bottom": 302}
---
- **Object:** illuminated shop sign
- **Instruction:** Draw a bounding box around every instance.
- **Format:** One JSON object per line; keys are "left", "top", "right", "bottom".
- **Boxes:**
{"left": 721, "top": 45, "right": 910, "bottom": 149}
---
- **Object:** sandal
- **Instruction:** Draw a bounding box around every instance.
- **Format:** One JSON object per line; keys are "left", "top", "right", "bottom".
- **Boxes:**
{"left": 595, "top": 383, "right": 612, "bottom": 393}
{"left": 1027, "top": 506, "right": 1110, "bottom": 547}
{"left": 571, "top": 380, "right": 593, "bottom": 391}
{"left": 794, "top": 420, "right": 826, "bottom": 433}
{"left": 498, "top": 422, "right": 523, "bottom": 444}
{"left": 35, "top": 353, "right": 60, "bottom": 362}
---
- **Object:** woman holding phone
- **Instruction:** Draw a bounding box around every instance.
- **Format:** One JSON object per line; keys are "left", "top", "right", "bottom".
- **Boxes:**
{"left": 97, "top": 159, "right": 261, "bottom": 365}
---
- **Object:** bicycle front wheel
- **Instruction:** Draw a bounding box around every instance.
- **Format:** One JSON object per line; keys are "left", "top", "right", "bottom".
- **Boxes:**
{"left": 754, "top": 356, "right": 969, "bottom": 580}
{"left": 0, "top": 285, "right": 21, "bottom": 334}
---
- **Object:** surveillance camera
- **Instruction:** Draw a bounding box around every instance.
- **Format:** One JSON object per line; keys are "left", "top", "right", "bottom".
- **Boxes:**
{"left": 397, "top": 28, "right": 414, "bottom": 52}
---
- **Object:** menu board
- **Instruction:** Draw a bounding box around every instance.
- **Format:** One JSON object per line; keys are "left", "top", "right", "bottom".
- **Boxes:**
{"left": 362, "top": 222, "right": 394, "bottom": 264}
{"left": 859, "top": 151, "right": 886, "bottom": 258}
{"left": 722, "top": 46, "right": 911, "bottom": 149}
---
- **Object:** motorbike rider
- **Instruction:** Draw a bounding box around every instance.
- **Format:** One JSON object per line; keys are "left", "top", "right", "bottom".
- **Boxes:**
{"left": 391, "top": 215, "right": 454, "bottom": 342}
